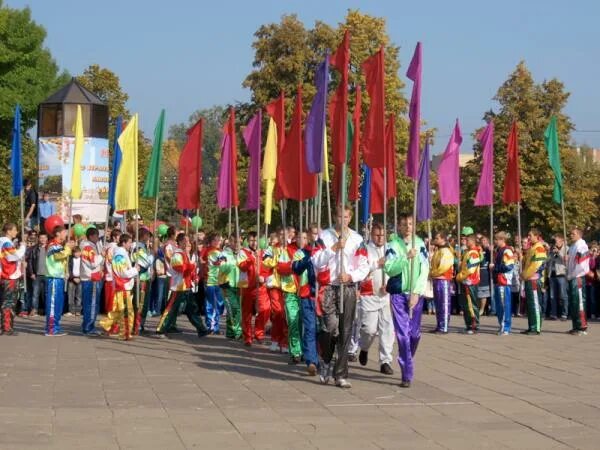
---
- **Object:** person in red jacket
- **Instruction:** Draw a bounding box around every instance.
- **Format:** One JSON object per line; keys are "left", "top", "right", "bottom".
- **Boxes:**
{"left": 238, "top": 232, "right": 261, "bottom": 346}
{"left": 0, "top": 223, "right": 27, "bottom": 334}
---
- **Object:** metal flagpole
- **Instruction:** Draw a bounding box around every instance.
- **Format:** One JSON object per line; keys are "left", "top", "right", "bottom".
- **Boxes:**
{"left": 560, "top": 197, "right": 567, "bottom": 249}
{"left": 354, "top": 200, "right": 359, "bottom": 233}
{"left": 383, "top": 167, "right": 388, "bottom": 287}
{"left": 394, "top": 197, "right": 398, "bottom": 233}
{"left": 409, "top": 177, "right": 418, "bottom": 318}
{"left": 339, "top": 163, "right": 347, "bottom": 315}
{"left": 19, "top": 189, "right": 27, "bottom": 295}
{"left": 516, "top": 202, "right": 522, "bottom": 246}
{"left": 326, "top": 179, "right": 332, "bottom": 228}
{"left": 489, "top": 202, "right": 494, "bottom": 314}
{"left": 228, "top": 207, "right": 232, "bottom": 237}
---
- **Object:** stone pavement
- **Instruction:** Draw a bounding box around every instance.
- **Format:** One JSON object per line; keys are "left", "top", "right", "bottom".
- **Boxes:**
{"left": 0, "top": 314, "right": 599, "bottom": 450}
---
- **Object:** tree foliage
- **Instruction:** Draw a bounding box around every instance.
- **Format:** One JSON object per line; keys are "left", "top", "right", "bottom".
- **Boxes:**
{"left": 0, "top": 1, "right": 69, "bottom": 224}
{"left": 460, "top": 62, "right": 600, "bottom": 239}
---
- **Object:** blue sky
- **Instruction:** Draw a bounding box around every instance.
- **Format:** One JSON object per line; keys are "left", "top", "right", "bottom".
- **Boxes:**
{"left": 9, "top": 0, "right": 600, "bottom": 153}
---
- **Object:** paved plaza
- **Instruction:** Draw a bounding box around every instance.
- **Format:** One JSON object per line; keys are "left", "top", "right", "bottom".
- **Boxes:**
{"left": 0, "top": 314, "right": 599, "bottom": 449}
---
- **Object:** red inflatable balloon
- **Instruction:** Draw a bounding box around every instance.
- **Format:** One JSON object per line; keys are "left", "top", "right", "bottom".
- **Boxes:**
{"left": 44, "top": 215, "right": 65, "bottom": 235}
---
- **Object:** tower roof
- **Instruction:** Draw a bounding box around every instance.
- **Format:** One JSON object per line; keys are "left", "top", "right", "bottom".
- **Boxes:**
{"left": 41, "top": 78, "right": 105, "bottom": 105}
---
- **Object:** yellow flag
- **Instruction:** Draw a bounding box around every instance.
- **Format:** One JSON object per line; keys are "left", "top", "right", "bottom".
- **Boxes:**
{"left": 71, "top": 105, "right": 84, "bottom": 199}
{"left": 115, "top": 114, "right": 139, "bottom": 211}
{"left": 323, "top": 124, "right": 330, "bottom": 182}
{"left": 262, "top": 117, "right": 278, "bottom": 225}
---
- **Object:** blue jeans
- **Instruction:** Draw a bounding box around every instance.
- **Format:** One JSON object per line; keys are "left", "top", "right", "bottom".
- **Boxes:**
{"left": 550, "top": 276, "right": 568, "bottom": 318}
{"left": 151, "top": 277, "right": 167, "bottom": 314}
{"left": 301, "top": 298, "right": 318, "bottom": 367}
{"left": 81, "top": 280, "right": 103, "bottom": 334}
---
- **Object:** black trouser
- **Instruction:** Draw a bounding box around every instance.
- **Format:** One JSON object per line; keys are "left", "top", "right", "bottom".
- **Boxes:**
{"left": 319, "top": 284, "right": 357, "bottom": 380}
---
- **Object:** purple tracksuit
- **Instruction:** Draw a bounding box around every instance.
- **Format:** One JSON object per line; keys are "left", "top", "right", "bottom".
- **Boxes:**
{"left": 389, "top": 293, "right": 424, "bottom": 383}
{"left": 433, "top": 279, "right": 451, "bottom": 332}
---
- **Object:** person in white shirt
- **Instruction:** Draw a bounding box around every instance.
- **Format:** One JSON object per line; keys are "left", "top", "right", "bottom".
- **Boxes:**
{"left": 357, "top": 222, "right": 394, "bottom": 375}
{"left": 311, "top": 204, "right": 369, "bottom": 389}
{"left": 566, "top": 227, "right": 590, "bottom": 335}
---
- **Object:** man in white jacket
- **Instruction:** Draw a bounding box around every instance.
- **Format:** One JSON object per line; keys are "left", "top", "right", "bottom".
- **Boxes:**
{"left": 567, "top": 227, "right": 590, "bottom": 335}
{"left": 311, "top": 204, "right": 369, "bottom": 389}
{"left": 357, "top": 222, "right": 394, "bottom": 375}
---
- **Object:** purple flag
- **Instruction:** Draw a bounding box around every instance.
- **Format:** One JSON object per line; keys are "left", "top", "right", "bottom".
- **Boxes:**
{"left": 243, "top": 111, "right": 262, "bottom": 210}
{"left": 474, "top": 120, "right": 495, "bottom": 206}
{"left": 416, "top": 141, "right": 431, "bottom": 222}
{"left": 305, "top": 54, "right": 329, "bottom": 174}
{"left": 216, "top": 132, "right": 232, "bottom": 209}
{"left": 437, "top": 120, "right": 463, "bottom": 205}
{"left": 405, "top": 42, "right": 422, "bottom": 180}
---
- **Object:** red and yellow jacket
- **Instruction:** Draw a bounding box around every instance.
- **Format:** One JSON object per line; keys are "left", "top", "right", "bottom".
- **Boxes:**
{"left": 456, "top": 245, "right": 481, "bottom": 286}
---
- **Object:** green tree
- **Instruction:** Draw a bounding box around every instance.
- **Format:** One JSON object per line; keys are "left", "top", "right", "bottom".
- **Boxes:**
{"left": 461, "top": 62, "right": 599, "bottom": 238}
{"left": 0, "top": 1, "right": 69, "bottom": 224}
{"left": 242, "top": 10, "right": 413, "bottom": 230}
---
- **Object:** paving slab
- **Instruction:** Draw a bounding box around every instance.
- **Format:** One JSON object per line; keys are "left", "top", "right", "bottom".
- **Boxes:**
{"left": 0, "top": 313, "right": 598, "bottom": 449}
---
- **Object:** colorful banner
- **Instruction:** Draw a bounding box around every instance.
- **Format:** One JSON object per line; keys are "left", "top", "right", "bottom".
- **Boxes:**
{"left": 38, "top": 137, "right": 109, "bottom": 222}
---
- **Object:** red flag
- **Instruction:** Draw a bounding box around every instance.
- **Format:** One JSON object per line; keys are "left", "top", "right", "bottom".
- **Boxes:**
{"left": 503, "top": 121, "right": 521, "bottom": 204}
{"left": 369, "top": 115, "right": 396, "bottom": 214}
{"left": 227, "top": 107, "right": 239, "bottom": 207}
{"left": 329, "top": 30, "right": 350, "bottom": 167}
{"left": 277, "top": 86, "right": 316, "bottom": 202}
{"left": 362, "top": 46, "right": 386, "bottom": 169}
{"left": 349, "top": 86, "right": 362, "bottom": 202}
{"left": 176, "top": 118, "right": 203, "bottom": 210}
{"left": 266, "top": 92, "right": 286, "bottom": 201}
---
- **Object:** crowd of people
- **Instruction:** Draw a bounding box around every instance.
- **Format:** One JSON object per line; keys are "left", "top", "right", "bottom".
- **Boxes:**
{"left": 0, "top": 203, "right": 597, "bottom": 389}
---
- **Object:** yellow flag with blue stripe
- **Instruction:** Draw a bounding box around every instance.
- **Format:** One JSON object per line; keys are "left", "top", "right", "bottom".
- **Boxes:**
{"left": 115, "top": 114, "right": 139, "bottom": 211}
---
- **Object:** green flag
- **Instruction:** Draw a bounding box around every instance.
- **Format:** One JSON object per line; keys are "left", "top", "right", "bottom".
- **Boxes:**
{"left": 142, "top": 109, "right": 166, "bottom": 198}
{"left": 544, "top": 116, "right": 563, "bottom": 204}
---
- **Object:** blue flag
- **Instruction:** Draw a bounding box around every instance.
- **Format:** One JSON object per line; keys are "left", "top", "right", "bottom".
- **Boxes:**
{"left": 108, "top": 116, "right": 123, "bottom": 209}
{"left": 305, "top": 53, "right": 329, "bottom": 174}
{"left": 11, "top": 105, "right": 23, "bottom": 197}
{"left": 416, "top": 141, "right": 432, "bottom": 221}
{"left": 360, "top": 163, "right": 371, "bottom": 225}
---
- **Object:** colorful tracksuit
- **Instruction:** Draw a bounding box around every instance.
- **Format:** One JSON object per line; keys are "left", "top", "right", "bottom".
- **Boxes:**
{"left": 358, "top": 242, "right": 394, "bottom": 365}
{"left": 220, "top": 246, "right": 242, "bottom": 339}
{"left": 429, "top": 244, "right": 455, "bottom": 333}
{"left": 262, "top": 245, "right": 287, "bottom": 348}
{"left": 0, "top": 237, "right": 26, "bottom": 333}
{"left": 384, "top": 235, "right": 429, "bottom": 383}
{"left": 157, "top": 247, "right": 207, "bottom": 336}
{"left": 493, "top": 246, "right": 515, "bottom": 333}
{"left": 132, "top": 242, "right": 154, "bottom": 334}
{"left": 205, "top": 246, "right": 226, "bottom": 333}
{"left": 278, "top": 244, "right": 302, "bottom": 358}
{"left": 311, "top": 228, "right": 369, "bottom": 381}
{"left": 103, "top": 242, "right": 117, "bottom": 314}
{"left": 45, "top": 239, "right": 71, "bottom": 335}
{"left": 79, "top": 239, "right": 104, "bottom": 334}
{"left": 521, "top": 241, "right": 547, "bottom": 333}
{"left": 292, "top": 244, "right": 319, "bottom": 368}
{"left": 567, "top": 238, "right": 590, "bottom": 332}
{"left": 237, "top": 247, "right": 261, "bottom": 344}
{"left": 456, "top": 245, "right": 482, "bottom": 331}
{"left": 100, "top": 246, "right": 138, "bottom": 340}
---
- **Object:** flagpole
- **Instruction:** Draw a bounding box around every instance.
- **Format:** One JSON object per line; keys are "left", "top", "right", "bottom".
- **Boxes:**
{"left": 394, "top": 197, "right": 398, "bottom": 232}
{"left": 317, "top": 174, "right": 323, "bottom": 229}
{"left": 228, "top": 207, "right": 232, "bottom": 237}
{"left": 383, "top": 167, "right": 387, "bottom": 287}
{"left": 457, "top": 203, "right": 461, "bottom": 257}
{"left": 516, "top": 202, "right": 522, "bottom": 246}
{"left": 560, "top": 197, "right": 567, "bottom": 249}
{"left": 339, "top": 162, "right": 347, "bottom": 315}
{"left": 326, "top": 179, "right": 332, "bottom": 228}
{"left": 299, "top": 200, "right": 303, "bottom": 244}
{"left": 354, "top": 200, "right": 359, "bottom": 234}
{"left": 489, "top": 202, "right": 494, "bottom": 315}
{"left": 19, "top": 188, "right": 27, "bottom": 295}
{"left": 234, "top": 206, "right": 240, "bottom": 255}
{"left": 153, "top": 195, "right": 159, "bottom": 236}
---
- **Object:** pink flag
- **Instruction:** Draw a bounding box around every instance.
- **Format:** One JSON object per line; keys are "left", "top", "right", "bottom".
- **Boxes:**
{"left": 243, "top": 111, "right": 262, "bottom": 210}
{"left": 474, "top": 121, "right": 494, "bottom": 206}
{"left": 437, "top": 120, "right": 462, "bottom": 205}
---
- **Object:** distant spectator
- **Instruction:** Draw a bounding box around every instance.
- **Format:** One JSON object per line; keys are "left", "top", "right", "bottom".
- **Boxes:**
{"left": 24, "top": 232, "right": 48, "bottom": 316}
{"left": 23, "top": 179, "right": 38, "bottom": 230}
{"left": 66, "top": 246, "right": 82, "bottom": 316}
{"left": 38, "top": 192, "right": 56, "bottom": 232}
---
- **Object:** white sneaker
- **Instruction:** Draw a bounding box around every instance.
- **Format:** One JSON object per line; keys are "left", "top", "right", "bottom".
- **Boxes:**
{"left": 578, "top": 330, "right": 588, "bottom": 336}
{"left": 335, "top": 378, "right": 352, "bottom": 389}
{"left": 281, "top": 346, "right": 289, "bottom": 354}
{"left": 269, "top": 342, "right": 280, "bottom": 352}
